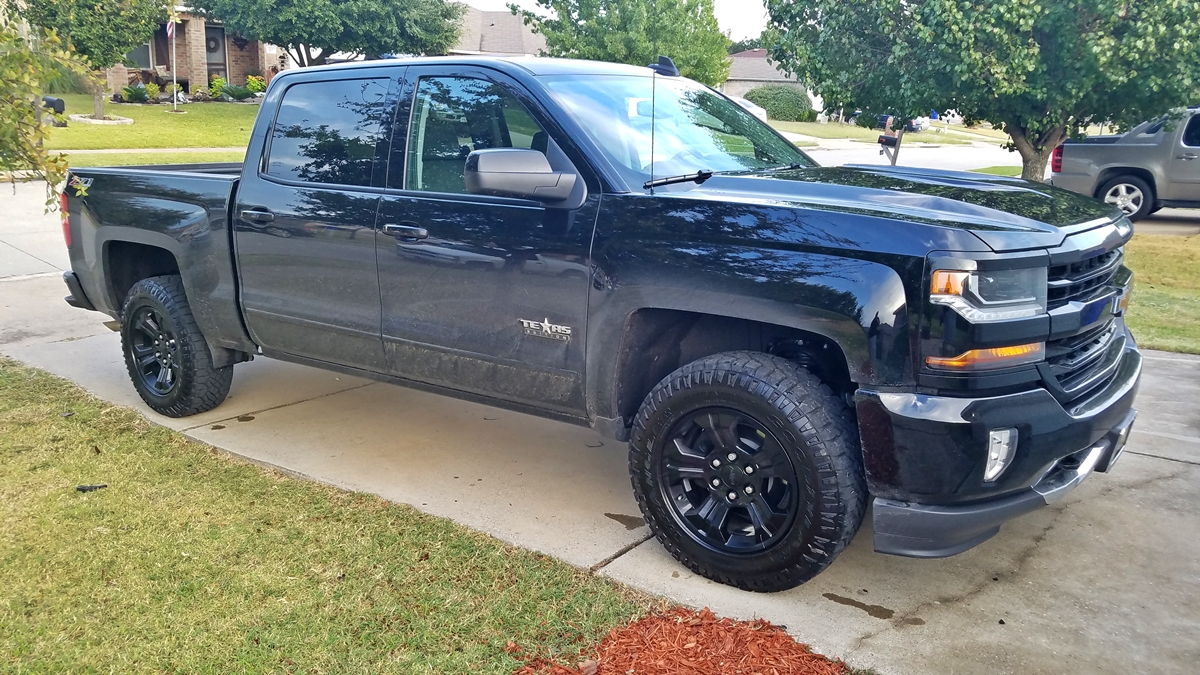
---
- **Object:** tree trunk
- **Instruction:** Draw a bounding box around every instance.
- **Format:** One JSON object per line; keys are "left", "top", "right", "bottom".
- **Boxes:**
{"left": 1019, "top": 151, "right": 1052, "bottom": 182}
{"left": 1007, "top": 124, "right": 1065, "bottom": 183}
{"left": 91, "top": 71, "right": 106, "bottom": 120}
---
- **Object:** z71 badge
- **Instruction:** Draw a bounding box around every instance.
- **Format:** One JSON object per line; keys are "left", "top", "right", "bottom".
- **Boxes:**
{"left": 520, "top": 318, "right": 572, "bottom": 342}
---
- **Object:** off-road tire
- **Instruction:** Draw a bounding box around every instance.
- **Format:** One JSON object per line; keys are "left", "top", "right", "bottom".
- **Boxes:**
{"left": 629, "top": 351, "right": 867, "bottom": 592}
{"left": 120, "top": 275, "right": 232, "bottom": 417}
{"left": 1097, "top": 175, "right": 1154, "bottom": 222}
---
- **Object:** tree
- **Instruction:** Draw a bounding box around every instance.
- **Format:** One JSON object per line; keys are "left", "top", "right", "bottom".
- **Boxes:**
{"left": 192, "top": 0, "right": 465, "bottom": 67}
{"left": 728, "top": 34, "right": 762, "bottom": 55}
{"left": 23, "top": 0, "right": 165, "bottom": 120}
{"left": 765, "top": 1, "right": 1200, "bottom": 181}
{"left": 0, "top": 12, "right": 90, "bottom": 207}
{"left": 512, "top": 0, "right": 731, "bottom": 87}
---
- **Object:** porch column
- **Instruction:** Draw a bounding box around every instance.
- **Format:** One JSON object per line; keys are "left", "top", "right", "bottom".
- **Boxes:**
{"left": 185, "top": 18, "right": 208, "bottom": 91}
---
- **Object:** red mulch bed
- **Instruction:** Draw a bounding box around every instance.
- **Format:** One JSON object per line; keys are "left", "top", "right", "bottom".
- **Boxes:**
{"left": 509, "top": 607, "right": 849, "bottom": 675}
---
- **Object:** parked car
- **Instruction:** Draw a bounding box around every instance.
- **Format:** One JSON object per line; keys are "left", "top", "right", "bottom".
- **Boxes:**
{"left": 731, "top": 97, "right": 769, "bottom": 123}
{"left": 1051, "top": 106, "right": 1200, "bottom": 221}
{"left": 61, "top": 56, "right": 1140, "bottom": 592}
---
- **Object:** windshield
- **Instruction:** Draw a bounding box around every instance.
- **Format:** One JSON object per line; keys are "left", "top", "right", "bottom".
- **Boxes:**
{"left": 541, "top": 75, "right": 813, "bottom": 185}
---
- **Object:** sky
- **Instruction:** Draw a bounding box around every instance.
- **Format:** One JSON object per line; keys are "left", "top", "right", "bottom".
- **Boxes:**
{"left": 460, "top": 0, "right": 768, "bottom": 41}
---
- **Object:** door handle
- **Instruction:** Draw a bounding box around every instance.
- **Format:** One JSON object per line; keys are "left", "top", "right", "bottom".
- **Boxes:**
{"left": 382, "top": 223, "right": 428, "bottom": 240}
{"left": 240, "top": 209, "right": 275, "bottom": 223}
{"left": 1179, "top": 153, "right": 1199, "bottom": 160}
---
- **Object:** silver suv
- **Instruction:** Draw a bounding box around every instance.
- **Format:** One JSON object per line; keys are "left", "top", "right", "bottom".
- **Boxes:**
{"left": 1051, "top": 107, "right": 1200, "bottom": 221}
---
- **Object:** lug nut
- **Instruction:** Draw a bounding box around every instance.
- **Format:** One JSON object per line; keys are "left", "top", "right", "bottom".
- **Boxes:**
{"left": 727, "top": 491, "right": 737, "bottom": 501}
{"left": 744, "top": 485, "right": 754, "bottom": 495}
{"left": 711, "top": 478, "right": 721, "bottom": 487}
{"left": 711, "top": 459, "right": 721, "bottom": 468}
{"left": 726, "top": 453, "right": 737, "bottom": 462}
{"left": 745, "top": 466, "right": 755, "bottom": 475}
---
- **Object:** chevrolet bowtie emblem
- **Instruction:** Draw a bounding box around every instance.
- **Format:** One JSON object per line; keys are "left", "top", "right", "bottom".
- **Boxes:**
{"left": 520, "top": 317, "right": 572, "bottom": 342}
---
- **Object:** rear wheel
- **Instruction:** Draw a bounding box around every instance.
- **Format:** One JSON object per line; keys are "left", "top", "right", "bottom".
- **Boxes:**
{"left": 629, "top": 351, "right": 866, "bottom": 592}
{"left": 121, "top": 275, "right": 232, "bottom": 417}
{"left": 1098, "top": 175, "right": 1153, "bottom": 221}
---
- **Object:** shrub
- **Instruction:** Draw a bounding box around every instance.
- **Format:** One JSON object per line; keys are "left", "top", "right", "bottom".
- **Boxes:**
{"left": 744, "top": 86, "right": 815, "bottom": 122}
{"left": 222, "top": 84, "right": 254, "bottom": 101}
{"left": 121, "top": 84, "right": 149, "bottom": 103}
{"left": 209, "top": 75, "right": 227, "bottom": 95}
{"left": 190, "top": 85, "right": 208, "bottom": 100}
{"left": 246, "top": 75, "right": 266, "bottom": 93}
{"left": 144, "top": 82, "right": 160, "bottom": 101}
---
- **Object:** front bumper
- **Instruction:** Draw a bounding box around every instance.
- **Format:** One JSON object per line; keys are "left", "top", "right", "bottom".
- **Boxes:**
{"left": 856, "top": 338, "right": 1141, "bottom": 558}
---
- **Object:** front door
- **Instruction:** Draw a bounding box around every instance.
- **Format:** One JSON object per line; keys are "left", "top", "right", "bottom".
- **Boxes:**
{"left": 375, "top": 67, "right": 598, "bottom": 415}
{"left": 234, "top": 75, "right": 397, "bottom": 371}
{"left": 204, "top": 25, "right": 227, "bottom": 81}
{"left": 1166, "top": 113, "right": 1200, "bottom": 201}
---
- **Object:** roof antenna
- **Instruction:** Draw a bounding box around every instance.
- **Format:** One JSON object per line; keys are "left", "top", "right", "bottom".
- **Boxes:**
{"left": 648, "top": 0, "right": 658, "bottom": 194}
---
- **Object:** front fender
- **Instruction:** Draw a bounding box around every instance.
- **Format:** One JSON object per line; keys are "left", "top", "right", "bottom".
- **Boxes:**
{"left": 585, "top": 242, "right": 913, "bottom": 422}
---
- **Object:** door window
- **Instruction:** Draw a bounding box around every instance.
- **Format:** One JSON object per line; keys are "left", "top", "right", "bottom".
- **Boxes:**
{"left": 402, "top": 77, "right": 548, "bottom": 193}
{"left": 1183, "top": 114, "right": 1200, "bottom": 148}
{"left": 266, "top": 78, "right": 391, "bottom": 187}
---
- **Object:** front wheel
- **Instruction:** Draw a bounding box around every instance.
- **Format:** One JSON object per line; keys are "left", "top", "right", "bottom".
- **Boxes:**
{"left": 121, "top": 275, "right": 233, "bottom": 417}
{"left": 629, "top": 351, "right": 867, "bottom": 592}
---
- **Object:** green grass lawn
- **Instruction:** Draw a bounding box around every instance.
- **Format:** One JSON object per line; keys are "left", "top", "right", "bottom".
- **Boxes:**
{"left": 56, "top": 151, "right": 246, "bottom": 167}
{"left": 1123, "top": 234, "right": 1200, "bottom": 354}
{"left": 0, "top": 360, "right": 650, "bottom": 673}
{"left": 970, "top": 166, "right": 1023, "bottom": 177}
{"left": 47, "top": 94, "right": 259, "bottom": 150}
{"left": 769, "top": 120, "right": 968, "bottom": 145}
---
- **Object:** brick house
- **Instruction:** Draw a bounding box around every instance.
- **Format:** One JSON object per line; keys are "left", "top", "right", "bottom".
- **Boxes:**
{"left": 110, "top": 11, "right": 289, "bottom": 94}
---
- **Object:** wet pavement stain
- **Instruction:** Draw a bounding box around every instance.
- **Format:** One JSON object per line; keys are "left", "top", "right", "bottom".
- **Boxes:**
{"left": 901, "top": 617, "right": 926, "bottom": 626}
{"left": 210, "top": 424, "right": 225, "bottom": 430}
{"left": 604, "top": 513, "right": 645, "bottom": 530}
{"left": 237, "top": 415, "right": 255, "bottom": 422}
{"left": 822, "top": 592, "right": 896, "bottom": 619}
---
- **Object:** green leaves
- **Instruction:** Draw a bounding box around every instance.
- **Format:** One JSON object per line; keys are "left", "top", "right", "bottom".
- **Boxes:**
{"left": 192, "top": 0, "right": 465, "bottom": 67}
{"left": 765, "top": 0, "right": 1200, "bottom": 181}
{"left": 513, "top": 0, "right": 731, "bottom": 87}
{"left": 23, "top": 0, "right": 165, "bottom": 70}
{"left": 0, "top": 13, "right": 90, "bottom": 208}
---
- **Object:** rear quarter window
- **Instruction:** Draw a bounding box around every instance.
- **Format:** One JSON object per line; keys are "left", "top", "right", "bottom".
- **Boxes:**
{"left": 266, "top": 78, "right": 392, "bottom": 187}
{"left": 1183, "top": 114, "right": 1200, "bottom": 147}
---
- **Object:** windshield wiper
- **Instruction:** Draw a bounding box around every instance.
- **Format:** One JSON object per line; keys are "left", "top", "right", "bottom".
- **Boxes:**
{"left": 644, "top": 169, "right": 714, "bottom": 190}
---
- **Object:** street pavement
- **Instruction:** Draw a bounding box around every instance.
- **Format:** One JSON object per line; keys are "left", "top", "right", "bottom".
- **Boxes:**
{"left": 3, "top": 177, "right": 1199, "bottom": 674}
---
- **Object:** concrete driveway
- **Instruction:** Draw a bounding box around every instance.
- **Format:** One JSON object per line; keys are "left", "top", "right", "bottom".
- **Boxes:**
{"left": 3, "top": 179, "right": 1198, "bottom": 674}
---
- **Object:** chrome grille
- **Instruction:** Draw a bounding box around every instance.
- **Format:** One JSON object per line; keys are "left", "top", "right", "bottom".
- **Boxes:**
{"left": 1047, "top": 248, "right": 1122, "bottom": 309}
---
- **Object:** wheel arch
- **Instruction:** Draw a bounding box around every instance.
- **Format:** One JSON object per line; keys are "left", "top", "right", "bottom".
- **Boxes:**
{"left": 1094, "top": 167, "right": 1158, "bottom": 202}
{"left": 612, "top": 309, "right": 857, "bottom": 423}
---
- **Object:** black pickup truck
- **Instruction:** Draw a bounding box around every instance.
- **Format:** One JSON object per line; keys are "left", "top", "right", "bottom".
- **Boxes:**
{"left": 61, "top": 56, "right": 1141, "bottom": 592}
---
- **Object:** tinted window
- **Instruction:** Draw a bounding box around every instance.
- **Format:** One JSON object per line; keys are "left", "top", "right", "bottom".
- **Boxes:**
{"left": 1184, "top": 114, "right": 1200, "bottom": 147}
{"left": 267, "top": 79, "right": 391, "bottom": 187}
{"left": 403, "top": 77, "right": 548, "bottom": 193}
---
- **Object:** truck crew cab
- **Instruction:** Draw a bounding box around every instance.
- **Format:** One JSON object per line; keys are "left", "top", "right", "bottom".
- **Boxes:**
{"left": 60, "top": 57, "right": 1140, "bottom": 591}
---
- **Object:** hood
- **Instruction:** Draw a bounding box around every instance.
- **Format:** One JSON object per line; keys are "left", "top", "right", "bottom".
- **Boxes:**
{"left": 684, "top": 164, "right": 1119, "bottom": 251}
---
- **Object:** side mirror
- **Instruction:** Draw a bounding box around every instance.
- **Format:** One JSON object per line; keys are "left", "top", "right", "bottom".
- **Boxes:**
{"left": 465, "top": 148, "right": 577, "bottom": 202}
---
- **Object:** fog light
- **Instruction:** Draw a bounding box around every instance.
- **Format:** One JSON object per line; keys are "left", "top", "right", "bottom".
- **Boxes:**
{"left": 985, "top": 428, "right": 1017, "bottom": 482}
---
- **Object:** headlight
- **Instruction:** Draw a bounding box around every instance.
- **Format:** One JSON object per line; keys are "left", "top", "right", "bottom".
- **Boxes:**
{"left": 930, "top": 267, "right": 1047, "bottom": 322}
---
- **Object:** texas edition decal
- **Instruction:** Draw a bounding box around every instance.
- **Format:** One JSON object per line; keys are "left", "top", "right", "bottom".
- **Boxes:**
{"left": 520, "top": 318, "right": 571, "bottom": 342}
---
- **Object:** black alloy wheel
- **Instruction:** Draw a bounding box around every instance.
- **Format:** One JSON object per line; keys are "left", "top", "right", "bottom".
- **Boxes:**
{"left": 629, "top": 351, "right": 867, "bottom": 592}
{"left": 127, "top": 305, "right": 181, "bottom": 396}
{"left": 120, "top": 275, "right": 233, "bottom": 417}
{"left": 659, "top": 408, "right": 800, "bottom": 554}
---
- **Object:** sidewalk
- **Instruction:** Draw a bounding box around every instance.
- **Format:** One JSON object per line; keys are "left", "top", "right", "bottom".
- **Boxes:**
{"left": 4, "top": 180, "right": 1199, "bottom": 675}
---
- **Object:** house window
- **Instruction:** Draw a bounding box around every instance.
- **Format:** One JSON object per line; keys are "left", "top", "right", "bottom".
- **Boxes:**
{"left": 127, "top": 42, "right": 152, "bottom": 70}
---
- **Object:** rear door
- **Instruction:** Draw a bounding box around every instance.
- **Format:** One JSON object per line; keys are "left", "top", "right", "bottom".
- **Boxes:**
{"left": 234, "top": 72, "right": 400, "bottom": 371}
{"left": 1165, "top": 112, "right": 1200, "bottom": 201}
{"left": 374, "top": 65, "right": 600, "bottom": 415}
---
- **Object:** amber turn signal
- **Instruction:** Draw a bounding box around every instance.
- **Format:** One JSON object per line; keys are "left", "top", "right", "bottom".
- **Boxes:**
{"left": 926, "top": 342, "right": 1045, "bottom": 371}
